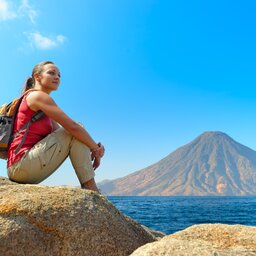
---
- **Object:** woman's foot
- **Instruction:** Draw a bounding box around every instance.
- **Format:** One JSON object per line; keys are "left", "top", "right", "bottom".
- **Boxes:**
{"left": 81, "top": 178, "right": 100, "bottom": 193}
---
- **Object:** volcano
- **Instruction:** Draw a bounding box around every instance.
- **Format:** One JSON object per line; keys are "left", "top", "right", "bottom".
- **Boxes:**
{"left": 99, "top": 132, "right": 256, "bottom": 196}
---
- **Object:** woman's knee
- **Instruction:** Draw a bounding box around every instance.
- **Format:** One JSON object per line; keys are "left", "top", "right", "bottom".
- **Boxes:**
{"left": 70, "top": 138, "right": 91, "bottom": 153}
{"left": 54, "top": 125, "right": 91, "bottom": 155}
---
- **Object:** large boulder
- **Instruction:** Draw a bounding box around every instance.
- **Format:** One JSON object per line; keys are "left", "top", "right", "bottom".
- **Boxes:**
{"left": 0, "top": 180, "right": 156, "bottom": 256}
{"left": 131, "top": 224, "right": 256, "bottom": 256}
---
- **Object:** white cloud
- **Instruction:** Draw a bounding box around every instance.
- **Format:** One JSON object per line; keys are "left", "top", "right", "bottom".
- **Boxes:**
{"left": 18, "top": 0, "right": 37, "bottom": 24}
{"left": 0, "top": 0, "right": 37, "bottom": 23}
{"left": 1, "top": 1, "right": 66, "bottom": 51}
{"left": 0, "top": 0, "right": 17, "bottom": 20}
{"left": 27, "top": 32, "right": 66, "bottom": 50}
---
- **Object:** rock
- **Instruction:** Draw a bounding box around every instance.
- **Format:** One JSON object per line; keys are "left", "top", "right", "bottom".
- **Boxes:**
{"left": 0, "top": 182, "right": 156, "bottom": 256}
{"left": 130, "top": 224, "right": 256, "bottom": 256}
{"left": 0, "top": 176, "right": 17, "bottom": 186}
{"left": 140, "top": 224, "right": 166, "bottom": 239}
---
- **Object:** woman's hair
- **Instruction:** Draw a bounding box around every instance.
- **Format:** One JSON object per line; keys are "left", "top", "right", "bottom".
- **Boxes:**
{"left": 22, "top": 61, "right": 55, "bottom": 94}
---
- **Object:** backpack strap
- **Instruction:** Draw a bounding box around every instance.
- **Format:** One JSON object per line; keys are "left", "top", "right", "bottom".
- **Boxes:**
{"left": 11, "top": 89, "right": 45, "bottom": 155}
{"left": 13, "top": 110, "right": 45, "bottom": 154}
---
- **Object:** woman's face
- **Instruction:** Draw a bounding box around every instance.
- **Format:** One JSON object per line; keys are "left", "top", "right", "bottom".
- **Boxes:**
{"left": 35, "top": 64, "right": 61, "bottom": 92}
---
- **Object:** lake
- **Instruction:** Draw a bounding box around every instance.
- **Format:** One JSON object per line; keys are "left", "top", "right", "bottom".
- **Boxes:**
{"left": 108, "top": 196, "right": 256, "bottom": 235}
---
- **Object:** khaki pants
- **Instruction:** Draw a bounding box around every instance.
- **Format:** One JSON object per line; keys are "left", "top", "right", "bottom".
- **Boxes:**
{"left": 8, "top": 127, "right": 94, "bottom": 185}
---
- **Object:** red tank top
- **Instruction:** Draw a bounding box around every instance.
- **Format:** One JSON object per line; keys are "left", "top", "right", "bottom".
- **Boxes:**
{"left": 7, "top": 94, "right": 53, "bottom": 167}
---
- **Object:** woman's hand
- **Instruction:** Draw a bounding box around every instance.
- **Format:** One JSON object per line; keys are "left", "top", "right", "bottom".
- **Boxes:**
{"left": 91, "top": 143, "right": 105, "bottom": 170}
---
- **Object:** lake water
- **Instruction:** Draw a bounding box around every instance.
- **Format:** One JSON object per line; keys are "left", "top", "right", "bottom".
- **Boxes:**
{"left": 108, "top": 196, "right": 256, "bottom": 235}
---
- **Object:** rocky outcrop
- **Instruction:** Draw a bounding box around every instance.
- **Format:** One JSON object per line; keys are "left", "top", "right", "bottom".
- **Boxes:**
{"left": 0, "top": 179, "right": 156, "bottom": 256}
{"left": 2, "top": 177, "right": 255, "bottom": 256}
{"left": 130, "top": 224, "right": 256, "bottom": 256}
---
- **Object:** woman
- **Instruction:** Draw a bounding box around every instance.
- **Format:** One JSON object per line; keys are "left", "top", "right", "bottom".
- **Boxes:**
{"left": 7, "top": 61, "right": 104, "bottom": 192}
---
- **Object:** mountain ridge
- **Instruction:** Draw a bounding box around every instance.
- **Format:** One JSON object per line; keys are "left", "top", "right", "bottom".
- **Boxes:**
{"left": 99, "top": 131, "right": 256, "bottom": 196}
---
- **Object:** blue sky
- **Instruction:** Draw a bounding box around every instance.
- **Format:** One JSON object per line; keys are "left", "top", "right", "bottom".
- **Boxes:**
{"left": 1, "top": 0, "right": 256, "bottom": 186}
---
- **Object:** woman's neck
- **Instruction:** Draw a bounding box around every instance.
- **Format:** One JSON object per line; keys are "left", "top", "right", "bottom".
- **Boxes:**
{"left": 33, "top": 84, "right": 51, "bottom": 94}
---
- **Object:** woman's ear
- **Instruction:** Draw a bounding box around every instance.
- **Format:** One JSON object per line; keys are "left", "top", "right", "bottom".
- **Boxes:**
{"left": 33, "top": 73, "right": 40, "bottom": 81}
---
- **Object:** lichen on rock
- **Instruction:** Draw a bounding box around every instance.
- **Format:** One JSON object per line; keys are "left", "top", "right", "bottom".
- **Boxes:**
{"left": 0, "top": 178, "right": 156, "bottom": 256}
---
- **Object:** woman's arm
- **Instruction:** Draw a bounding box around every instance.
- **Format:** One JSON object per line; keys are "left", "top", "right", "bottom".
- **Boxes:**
{"left": 26, "top": 91, "right": 102, "bottom": 152}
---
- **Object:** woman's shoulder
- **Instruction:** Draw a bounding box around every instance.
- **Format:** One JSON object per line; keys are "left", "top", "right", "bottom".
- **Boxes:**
{"left": 26, "top": 90, "right": 54, "bottom": 112}
{"left": 26, "top": 90, "right": 51, "bottom": 101}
